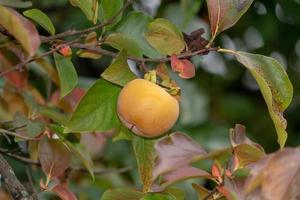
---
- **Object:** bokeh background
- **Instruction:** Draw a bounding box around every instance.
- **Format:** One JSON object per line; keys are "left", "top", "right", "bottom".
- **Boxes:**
{"left": 1, "top": 0, "right": 300, "bottom": 199}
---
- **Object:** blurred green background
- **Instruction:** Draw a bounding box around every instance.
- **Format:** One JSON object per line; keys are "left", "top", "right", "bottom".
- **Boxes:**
{"left": 2, "top": 0, "right": 300, "bottom": 199}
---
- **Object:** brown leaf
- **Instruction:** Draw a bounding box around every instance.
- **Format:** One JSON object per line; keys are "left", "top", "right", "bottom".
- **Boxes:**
{"left": 153, "top": 132, "right": 206, "bottom": 180}
{"left": 38, "top": 139, "right": 71, "bottom": 179}
{"left": 160, "top": 165, "right": 213, "bottom": 188}
{"left": 261, "top": 148, "right": 300, "bottom": 200}
{"left": 51, "top": 184, "right": 77, "bottom": 200}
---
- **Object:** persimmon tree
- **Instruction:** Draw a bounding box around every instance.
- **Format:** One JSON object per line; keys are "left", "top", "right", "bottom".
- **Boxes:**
{"left": 0, "top": 0, "right": 299, "bottom": 200}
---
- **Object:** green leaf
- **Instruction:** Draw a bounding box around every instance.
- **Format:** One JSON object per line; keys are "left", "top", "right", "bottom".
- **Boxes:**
{"left": 66, "top": 79, "right": 121, "bottom": 133}
{"left": 23, "top": 8, "right": 55, "bottom": 35}
{"left": 101, "top": 188, "right": 144, "bottom": 200}
{"left": 220, "top": 49, "right": 293, "bottom": 148}
{"left": 0, "top": 5, "right": 40, "bottom": 56}
{"left": 145, "top": 18, "right": 185, "bottom": 56}
{"left": 0, "top": 0, "right": 32, "bottom": 8}
{"left": 49, "top": 124, "right": 95, "bottom": 180}
{"left": 206, "top": 0, "right": 254, "bottom": 39}
{"left": 142, "top": 193, "right": 176, "bottom": 200}
{"left": 132, "top": 136, "right": 156, "bottom": 193}
{"left": 105, "top": 11, "right": 161, "bottom": 58}
{"left": 69, "top": 0, "right": 98, "bottom": 24}
{"left": 101, "top": 49, "right": 136, "bottom": 86}
{"left": 65, "top": 141, "right": 95, "bottom": 180}
{"left": 27, "top": 120, "right": 45, "bottom": 137}
{"left": 99, "top": 0, "right": 123, "bottom": 29}
{"left": 163, "top": 188, "right": 185, "bottom": 200}
{"left": 113, "top": 124, "right": 134, "bottom": 142}
{"left": 53, "top": 53, "right": 78, "bottom": 99}
{"left": 234, "top": 144, "right": 264, "bottom": 167}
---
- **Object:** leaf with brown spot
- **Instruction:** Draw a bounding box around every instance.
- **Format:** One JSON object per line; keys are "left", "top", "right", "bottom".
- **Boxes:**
{"left": 220, "top": 50, "right": 293, "bottom": 148}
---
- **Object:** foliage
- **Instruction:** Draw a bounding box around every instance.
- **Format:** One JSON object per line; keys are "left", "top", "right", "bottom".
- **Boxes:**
{"left": 0, "top": 0, "right": 299, "bottom": 200}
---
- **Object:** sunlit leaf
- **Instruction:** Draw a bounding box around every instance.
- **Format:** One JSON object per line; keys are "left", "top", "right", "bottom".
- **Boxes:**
{"left": 53, "top": 53, "right": 78, "bottom": 99}
{"left": 105, "top": 12, "right": 161, "bottom": 58}
{"left": 101, "top": 188, "right": 144, "bottom": 200}
{"left": 145, "top": 18, "right": 185, "bottom": 56}
{"left": 206, "top": 0, "right": 254, "bottom": 39}
{"left": 0, "top": 5, "right": 40, "bottom": 56}
{"left": 23, "top": 8, "right": 55, "bottom": 35}
{"left": 220, "top": 50, "right": 293, "bottom": 148}
{"left": 153, "top": 132, "right": 206, "bottom": 180}
{"left": 101, "top": 49, "right": 136, "bottom": 86}
{"left": 51, "top": 184, "right": 77, "bottom": 200}
{"left": 69, "top": 0, "right": 98, "bottom": 24}
{"left": 132, "top": 136, "right": 156, "bottom": 193}
{"left": 66, "top": 79, "right": 121, "bottom": 133}
{"left": 0, "top": 0, "right": 32, "bottom": 8}
{"left": 38, "top": 139, "right": 71, "bottom": 179}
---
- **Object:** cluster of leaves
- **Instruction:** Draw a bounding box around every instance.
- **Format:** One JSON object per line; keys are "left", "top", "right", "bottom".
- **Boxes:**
{"left": 0, "top": 0, "right": 297, "bottom": 199}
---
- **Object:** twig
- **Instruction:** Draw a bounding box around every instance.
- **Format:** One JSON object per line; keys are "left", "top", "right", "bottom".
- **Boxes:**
{"left": 0, "top": 154, "right": 30, "bottom": 200}
{"left": 40, "top": 0, "right": 133, "bottom": 43}
{"left": 0, "top": 147, "right": 132, "bottom": 175}
{"left": 0, "top": 148, "right": 40, "bottom": 165}
{"left": 0, "top": 128, "right": 40, "bottom": 141}
{"left": 0, "top": 39, "right": 78, "bottom": 77}
{"left": 70, "top": 43, "right": 218, "bottom": 62}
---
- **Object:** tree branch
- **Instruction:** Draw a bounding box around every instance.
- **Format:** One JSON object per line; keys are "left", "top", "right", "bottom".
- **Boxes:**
{"left": 40, "top": 0, "right": 133, "bottom": 43}
{"left": 0, "top": 154, "right": 30, "bottom": 200}
{"left": 70, "top": 43, "right": 218, "bottom": 62}
{"left": 0, "top": 147, "right": 132, "bottom": 175}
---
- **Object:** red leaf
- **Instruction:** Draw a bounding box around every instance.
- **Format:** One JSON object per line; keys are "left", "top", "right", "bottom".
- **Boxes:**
{"left": 38, "top": 139, "right": 71, "bottom": 179}
{"left": 170, "top": 54, "right": 195, "bottom": 79}
{"left": 51, "top": 184, "right": 77, "bottom": 200}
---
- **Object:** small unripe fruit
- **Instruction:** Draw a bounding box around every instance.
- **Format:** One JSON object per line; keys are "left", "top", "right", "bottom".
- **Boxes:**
{"left": 117, "top": 79, "right": 179, "bottom": 138}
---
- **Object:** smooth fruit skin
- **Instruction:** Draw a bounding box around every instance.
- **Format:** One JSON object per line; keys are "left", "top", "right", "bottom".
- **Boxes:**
{"left": 117, "top": 79, "right": 179, "bottom": 138}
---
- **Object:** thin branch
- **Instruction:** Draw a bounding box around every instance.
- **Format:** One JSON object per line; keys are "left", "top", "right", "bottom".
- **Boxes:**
{"left": 70, "top": 43, "right": 218, "bottom": 62}
{"left": 40, "top": 0, "right": 133, "bottom": 43}
{"left": 0, "top": 128, "right": 40, "bottom": 141}
{"left": 0, "top": 39, "right": 78, "bottom": 77}
{"left": 0, "top": 147, "right": 132, "bottom": 175}
{"left": 0, "top": 154, "right": 30, "bottom": 200}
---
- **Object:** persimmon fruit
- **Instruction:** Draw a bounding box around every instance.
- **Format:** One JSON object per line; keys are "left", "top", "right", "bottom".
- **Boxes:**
{"left": 117, "top": 79, "right": 179, "bottom": 138}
